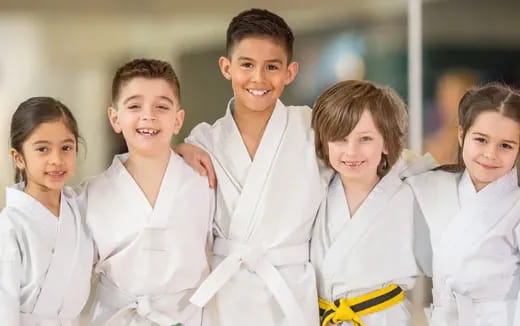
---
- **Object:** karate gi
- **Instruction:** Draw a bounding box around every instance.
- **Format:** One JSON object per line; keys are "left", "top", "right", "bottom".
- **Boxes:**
{"left": 83, "top": 151, "right": 214, "bottom": 326}
{"left": 0, "top": 184, "right": 93, "bottom": 326}
{"left": 311, "top": 158, "right": 425, "bottom": 326}
{"left": 186, "top": 99, "right": 332, "bottom": 326}
{"left": 408, "top": 168, "right": 520, "bottom": 326}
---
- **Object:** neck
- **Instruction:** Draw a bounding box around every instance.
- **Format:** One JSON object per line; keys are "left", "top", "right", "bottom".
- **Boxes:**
{"left": 339, "top": 173, "right": 380, "bottom": 216}
{"left": 233, "top": 102, "right": 275, "bottom": 158}
{"left": 24, "top": 183, "right": 61, "bottom": 217}
{"left": 124, "top": 149, "right": 171, "bottom": 207}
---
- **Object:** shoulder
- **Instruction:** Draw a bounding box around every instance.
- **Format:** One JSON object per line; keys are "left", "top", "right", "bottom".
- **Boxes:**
{"left": 0, "top": 209, "right": 16, "bottom": 234}
{"left": 286, "top": 104, "right": 312, "bottom": 124}
{"left": 173, "top": 152, "right": 212, "bottom": 192}
{"left": 406, "top": 169, "right": 455, "bottom": 189}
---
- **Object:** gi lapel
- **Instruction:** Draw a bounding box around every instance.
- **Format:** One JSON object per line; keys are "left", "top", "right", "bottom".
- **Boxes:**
{"left": 436, "top": 169, "right": 520, "bottom": 276}
{"left": 225, "top": 100, "right": 288, "bottom": 241}
{"left": 33, "top": 193, "right": 77, "bottom": 315}
{"left": 321, "top": 161, "right": 405, "bottom": 281}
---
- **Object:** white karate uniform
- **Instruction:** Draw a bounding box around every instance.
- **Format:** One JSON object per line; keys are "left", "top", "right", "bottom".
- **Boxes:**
{"left": 408, "top": 168, "right": 520, "bottom": 326}
{"left": 0, "top": 184, "right": 93, "bottom": 326}
{"left": 186, "top": 99, "right": 332, "bottom": 326}
{"left": 83, "top": 151, "right": 214, "bottom": 326}
{"left": 311, "top": 158, "right": 423, "bottom": 326}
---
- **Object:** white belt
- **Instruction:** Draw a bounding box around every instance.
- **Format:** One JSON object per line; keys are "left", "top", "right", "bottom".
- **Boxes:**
{"left": 189, "top": 237, "right": 310, "bottom": 326}
{"left": 20, "top": 312, "right": 77, "bottom": 326}
{"left": 97, "top": 276, "right": 187, "bottom": 326}
{"left": 432, "top": 278, "right": 519, "bottom": 326}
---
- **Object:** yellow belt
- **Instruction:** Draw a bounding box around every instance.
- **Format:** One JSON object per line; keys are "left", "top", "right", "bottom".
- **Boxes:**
{"left": 319, "top": 284, "right": 404, "bottom": 326}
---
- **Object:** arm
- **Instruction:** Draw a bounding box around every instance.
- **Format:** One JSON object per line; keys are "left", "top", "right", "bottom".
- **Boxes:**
{"left": 174, "top": 143, "right": 216, "bottom": 189}
{"left": 175, "top": 123, "right": 217, "bottom": 188}
{"left": 0, "top": 228, "right": 21, "bottom": 325}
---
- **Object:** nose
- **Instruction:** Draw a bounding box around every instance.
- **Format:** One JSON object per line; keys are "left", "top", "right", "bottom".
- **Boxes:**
{"left": 251, "top": 66, "right": 265, "bottom": 82}
{"left": 483, "top": 144, "right": 497, "bottom": 160}
{"left": 140, "top": 105, "right": 156, "bottom": 121}
{"left": 49, "top": 150, "right": 64, "bottom": 165}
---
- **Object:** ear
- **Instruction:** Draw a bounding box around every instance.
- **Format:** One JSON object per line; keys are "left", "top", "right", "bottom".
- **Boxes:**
{"left": 108, "top": 106, "right": 122, "bottom": 134}
{"left": 172, "top": 109, "right": 185, "bottom": 135}
{"left": 219, "top": 56, "right": 232, "bottom": 80}
{"left": 284, "top": 61, "right": 299, "bottom": 85}
{"left": 10, "top": 148, "right": 25, "bottom": 170}
{"left": 457, "top": 125, "right": 464, "bottom": 147}
{"left": 382, "top": 144, "right": 389, "bottom": 156}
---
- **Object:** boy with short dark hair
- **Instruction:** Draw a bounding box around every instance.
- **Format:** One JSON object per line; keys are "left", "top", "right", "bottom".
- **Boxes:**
{"left": 177, "top": 9, "right": 331, "bottom": 326}
{"left": 84, "top": 58, "right": 213, "bottom": 326}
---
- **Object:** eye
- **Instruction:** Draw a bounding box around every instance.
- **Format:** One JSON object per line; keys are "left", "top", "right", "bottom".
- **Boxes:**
{"left": 360, "top": 136, "right": 372, "bottom": 142}
{"left": 36, "top": 147, "right": 48, "bottom": 153}
{"left": 267, "top": 64, "right": 279, "bottom": 71}
{"left": 500, "top": 143, "right": 513, "bottom": 150}
{"left": 127, "top": 104, "right": 140, "bottom": 110}
{"left": 62, "top": 145, "right": 75, "bottom": 151}
{"left": 241, "top": 62, "right": 253, "bottom": 68}
{"left": 157, "top": 105, "right": 170, "bottom": 110}
{"left": 474, "top": 137, "right": 486, "bottom": 144}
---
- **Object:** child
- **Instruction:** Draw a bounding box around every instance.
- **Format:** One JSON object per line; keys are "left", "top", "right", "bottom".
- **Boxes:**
{"left": 0, "top": 97, "right": 93, "bottom": 325}
{"left": 176, "top": 8, "right": 332, "bottom": 326}
{"left": 82, "top": 59, "right": 214, "bottom": 326}
{"left": 407, "top": 83, "right": 520, "bottom": 325}
{"left": 310, "top": 80, "right": 426, "bottom": 326}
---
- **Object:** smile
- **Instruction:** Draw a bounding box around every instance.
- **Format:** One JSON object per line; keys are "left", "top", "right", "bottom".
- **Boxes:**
{"left": 343, "top": 160, "right": 365, "bottom": 167}
{"left": 476, "top": 161, "right": 499, "bottom": 169}
{"left": 247, "top": 89, "right": 270, "bottom": 96}
{"left": 46, "top": 171, "right": 66, "bottom": 176}
{"left": 136, "top": 128, "right": 160, "bottom": 135}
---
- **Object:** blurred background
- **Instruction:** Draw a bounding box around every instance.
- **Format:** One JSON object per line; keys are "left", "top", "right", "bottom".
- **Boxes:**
{"left": 1, "top": 1, "right": 519, "bottom": 324}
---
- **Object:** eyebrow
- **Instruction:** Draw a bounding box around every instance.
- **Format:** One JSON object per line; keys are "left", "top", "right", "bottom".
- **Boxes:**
{"left": 122, "top": 95, "right": 174, "bottom": 105}
{"left": 237, "top": 56, "right": 284, "bottom": 64}
{"left": 31, "top": 139, "right": 76, "bottom": 147}
{"left": 472, "top": 132, "right": 518, "bottom": 145}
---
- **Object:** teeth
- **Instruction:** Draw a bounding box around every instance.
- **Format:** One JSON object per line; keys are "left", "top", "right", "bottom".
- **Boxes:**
{"left": 47, "top": 171, "right": 65, "bottom": 176}
{"left": 248, "top": 89, "right": 269, "bottom": 96}
{"left": 137, "top": 128, "right": 159, "bottom": 135}
{"left": 344, "top": 161, "right": 363, "bottom": 167}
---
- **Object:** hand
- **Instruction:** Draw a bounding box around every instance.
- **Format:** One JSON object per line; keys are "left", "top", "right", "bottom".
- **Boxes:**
{"left": 175, "top": 143, "right": 216, "bottom": 188}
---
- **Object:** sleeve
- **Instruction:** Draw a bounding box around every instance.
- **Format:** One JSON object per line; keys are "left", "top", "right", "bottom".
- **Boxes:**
{"left": 0, "top": 225, "right": 22, "bottom": 325}
{"left": 512, "top": 223, "right": 520, "bottom": 325}
{"left": 76, "top": 184, "right": 100, "bottom": 266}
{"left": 205, "top": 188, "right": 216, "bottom": 261}
{"left": 413, "top": 199, "right": 433, "bottom": 277}
{"left": 185, "top": 122, "right": 213, "bottom": 149}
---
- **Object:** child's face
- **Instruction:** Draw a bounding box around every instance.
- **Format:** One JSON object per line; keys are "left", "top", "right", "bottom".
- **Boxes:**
{"left": 12, "top": 119, "right": 77, "bottom": 192}
{"left": 460, "top": 111, "right": 520, "bottom": 191}
{"left": 219, "top": 36, "right": 298, "bottom": 114}
{"left": 109, "top": 77, "right": 184, "bottom": 156}
{"left": 327, "top": 109, "right": 387, "bottom": 183}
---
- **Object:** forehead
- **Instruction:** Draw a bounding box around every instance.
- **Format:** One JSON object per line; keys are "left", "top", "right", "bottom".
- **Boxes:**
{"left": 351, "top": 109, "right": 379, "bottom": 132}
{"left": 118, "top": 77, "right": 177, "bottom": 102}
{"left": 26, "top": 119, "right": 75, "bottom": 142}
{"left": 230, "top": 36, "right": 289, "bottom": 63}
{"left": 470, "top": 111, "right": 520, "bottom": 139}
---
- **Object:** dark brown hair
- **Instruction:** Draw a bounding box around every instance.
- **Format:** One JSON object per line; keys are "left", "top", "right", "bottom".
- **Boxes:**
{"left": 312, "top": 80, "right": 408, "bottom": 177}
{"left": 226, "top": 8, "right": 294, "bottom": 62}
{"left": 10, "top": 97, "right": 80, "bottom": 183}
{"left": 111, "top": 58, "right": 180, "bottom": 104}
{"left": 438, "top": 82, "right": 520, "bottom": 172}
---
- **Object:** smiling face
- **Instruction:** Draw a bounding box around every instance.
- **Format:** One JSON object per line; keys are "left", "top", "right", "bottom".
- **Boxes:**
{"left": 219, "top": 36, "right": 298, "bottom": 115}
{"left": 327, "top": 109, "right": 387, "bottom": 185}
{"left": 109, "top": 77, "right": 184, "bottom": 157}
{"left": 460, "top": 110, "right": 520, "bottom": 191}
{"left": 11, "top": 118, "right": 77, "bottom": 195}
